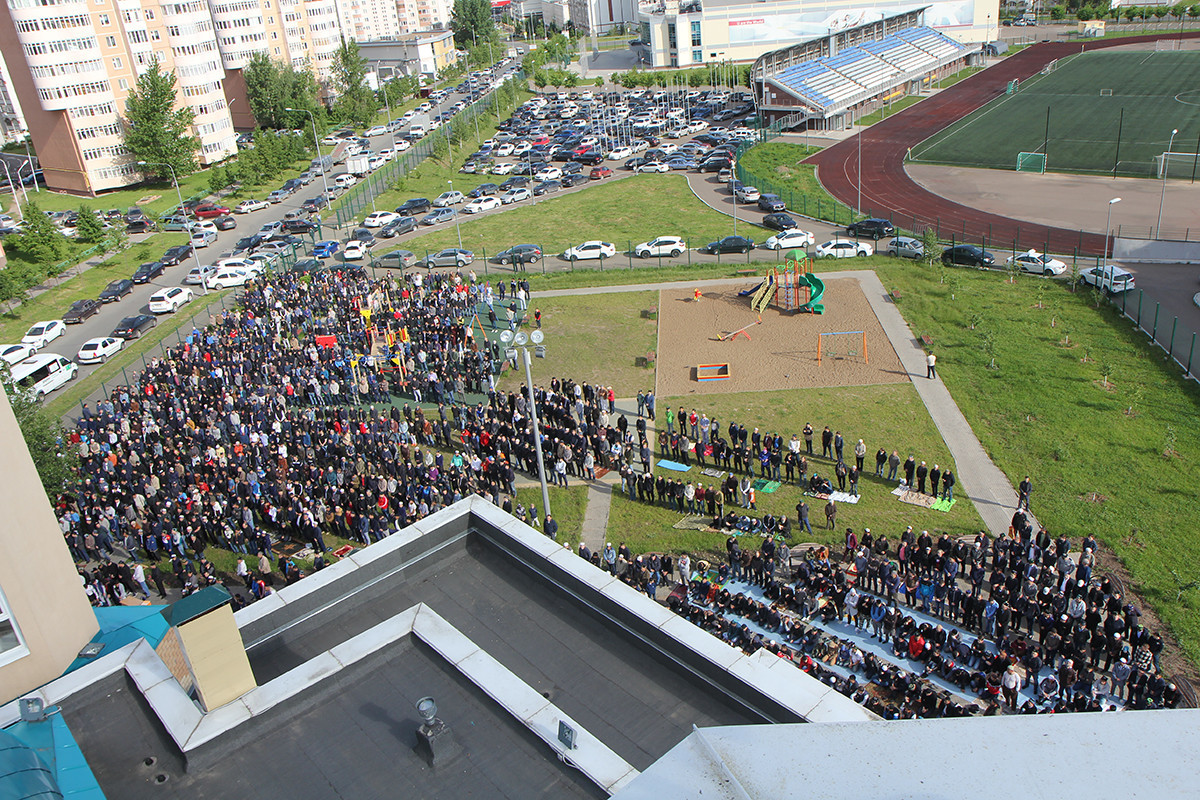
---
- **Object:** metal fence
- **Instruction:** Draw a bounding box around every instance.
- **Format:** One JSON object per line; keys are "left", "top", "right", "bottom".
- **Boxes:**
{"left": 333, "top": 73, "right": 526, "bottom": 230}
{"left": 1108, "top": 284, "right": 1199, "bottom": 382}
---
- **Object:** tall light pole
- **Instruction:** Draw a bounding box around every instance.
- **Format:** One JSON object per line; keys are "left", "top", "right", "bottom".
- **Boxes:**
{"left": 501, "top": 328, "right": 551, "bottom": 522}
{"left": 448, "top": 179, "right": 463, "bottom": 251}
{"left": 1157, "top": 127, "right": 1178, "bottom": 237}
{"left": 138, "top": 159, "right": 201, "bottom": 289}
{"left": 378, "top": 64, "right": 393, "bottom": 129}
{"left": 286, "top": 107, "right": 331, "bottom": 203}
{"left": 22, "top": 140, "right": 38, "bottom": 192}
{"left": 1103, "top": 197, "right": 1121, "bottom": 268}
{"left": 0, "top": 161, "right": 24, "bottom": 220}
{"left": 856, "top": 107, "right": 862, "bottom": 216}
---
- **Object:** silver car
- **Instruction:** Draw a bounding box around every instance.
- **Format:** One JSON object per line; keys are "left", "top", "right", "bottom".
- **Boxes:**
{"left": 887, "top": 236, "right": 925, "bottom": 259}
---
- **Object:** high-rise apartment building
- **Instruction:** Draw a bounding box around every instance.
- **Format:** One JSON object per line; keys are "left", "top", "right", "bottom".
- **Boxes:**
{"left": 0, "top": 0, "right": 343, "bottom": 194}
{"left": 394, "top": 0, "right": 451, "bottom": 35}
{"left": 334, "top": 0, "right": 399, "bottom": 43}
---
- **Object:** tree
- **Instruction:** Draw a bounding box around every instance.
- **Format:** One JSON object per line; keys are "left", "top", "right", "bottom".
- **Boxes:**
{"left": 330, "top": 40, "right": 376, "bottom": 128}
{"left": 1077, "top": 6, "right": 1094, "bottom": 21}
{"left": 75, "top": 205, "right": 105, "bottom": 244}
{"left": 9, "top": 200, "right": 68, "bottom": 263}
{"left": 207, "top": 165, "right": 227, "bottom": 195}
{"left": 921, "top": 227, "right": 940, "bottom": 271}
{"left": 451, "top": 0, "right": 495, "bottom": 46}
{"left": 244, "top": 52, "right": 322, "bottom": 131}
{"left": 0, "top": 366, "right": 79, "bottom": 495}
{"left": 1050, "top": 5, "right": 1066, "bottom": 19}
{"left": 123, "top": 57, "right": 200, "bottom": 180}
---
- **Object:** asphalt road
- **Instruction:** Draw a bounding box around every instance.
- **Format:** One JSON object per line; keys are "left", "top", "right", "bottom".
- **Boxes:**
{"left": 1111, "top": 262, "right": 1200, "bottom": 353}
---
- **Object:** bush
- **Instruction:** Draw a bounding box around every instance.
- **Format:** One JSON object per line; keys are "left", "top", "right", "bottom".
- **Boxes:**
{"left": 1050, "top": 5, "right": 1066, "bottom": 19}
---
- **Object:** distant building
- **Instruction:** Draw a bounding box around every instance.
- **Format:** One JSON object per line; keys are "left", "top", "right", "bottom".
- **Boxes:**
{"left": 358, "top": 30, "right": 461, "bottom": 80}
{"left": 395, "top": 0, "right": 454, "bottom": 34}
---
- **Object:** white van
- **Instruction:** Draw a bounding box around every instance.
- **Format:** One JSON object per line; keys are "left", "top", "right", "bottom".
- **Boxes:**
{"left": 334, "top": 173, "right": 357, "bottom": 190}
{"left": 7, "top": 353, "right": 77, "bottom": 398}
{"left": 408, "top": 124, "right": 426, "bottom": 138}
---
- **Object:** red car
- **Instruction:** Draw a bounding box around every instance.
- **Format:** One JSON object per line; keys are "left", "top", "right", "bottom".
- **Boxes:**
{"left": 589, "top": 166, "right": 613, "bottom": 180}
{"left": 193, "top": 202, "right": 230, "bottom": 218}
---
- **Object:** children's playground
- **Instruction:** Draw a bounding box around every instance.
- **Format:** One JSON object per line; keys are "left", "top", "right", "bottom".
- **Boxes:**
{"left": 655, "top": 265, "right": 908, "bottom": 397}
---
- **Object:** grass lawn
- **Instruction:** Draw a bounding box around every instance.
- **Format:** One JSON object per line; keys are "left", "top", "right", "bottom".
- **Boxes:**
{"left": 45, "top": 289, "right": 232, "bottom": 418}
{"left": 0, "top": 232, "right": 190, "bottom": 342}
{"left": 388, "top": 173, "right": 768, "bottom": 261}
{"left": 736, "top": 142, "right": 862, "bottom": 228}
{"left": 516, "top": 484, "right": 589, "bottom": 544}
{"left": 497, "top": 291, "right": 657, "bottom": 396}
{"left": 875, "top": 262, "right": 1200, "bottom": 666}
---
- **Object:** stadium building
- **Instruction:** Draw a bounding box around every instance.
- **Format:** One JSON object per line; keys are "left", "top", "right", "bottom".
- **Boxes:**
{"left": 752, "top": 9, "right": 978, "bottom": 130}
{"left": 636, "top": 0, "right": 995, "bottom": 69}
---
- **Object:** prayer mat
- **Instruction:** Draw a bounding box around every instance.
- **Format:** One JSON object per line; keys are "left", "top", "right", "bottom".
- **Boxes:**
{"left": 803, "top": 490, "right": 860, "bottom": 504}
{"left": 593, "top": 467, "right": 610, "bottom": 479}
{"left": 332, "top": 545, "right": 355, "bottom": 558}
{"left": 657, "top": 459, "right": 692, "bottom": 472}
{"left": 672, "top": 515, "right": 711, "bottom": 531}
{"left": 700, "top": 468, "right": 726, "bottom": 478}
{"left": 753, "top": 479, "right": 782, "bottom": 493}
{"left": 931, "top": 498, "right": 957, "bottom": 512}
{"left": 895, "top": 489, "right": 937, "bottom": 509}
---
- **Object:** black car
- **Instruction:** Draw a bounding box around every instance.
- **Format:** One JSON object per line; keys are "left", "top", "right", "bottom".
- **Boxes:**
{"left": 124, "top": 207, "right": 148, "bottom": 224}
{"left": 468, "top": 183, "right": 499, "bottom": 198}
{"left": 847, "top": 218, "right": 895, "bottom": 239}
{"left": 125, "top": 218, "right": 156, "bottom": 234}
{"left": 572, "top": 152, "right": 604, "bottom": 166}
{"left": 282, "top": 178, "right": 303, "bottom": 193}
{"left": 499, "top": 176, "right": 530, "bottom": 191}
{"left": 942, "top": 244, "right": 996, "bottom": 267}
{"left": 377, "top": 216, "right": 417, "bottom": 238}
{"left": 283, "top": 218, "right": 319, "bottom": 234}
{"left": 215, "top": 215, "right": 238, "bottom": 231}
{"left": 99, "top": 279, "right": 134, "bottom": 302}
{"left": 702, "top": 235, "right": 754, "bottom": 254}
{"left": 160, "top": 245, "right": 193, "bottom": 266}
{"left": 396, "top": 198, "right": 431, "bottom": 215}
{"left": 495, "top": 244, "right": 542, "bottom": 265}
{"left": 132, "top": 260, "right": 166, "bottom": 283}
{"left": 290, "top": 258, "right": 326, "bottom": 274}
{"left": 533, "top": 180, "right": 561, "bottom": 196}
{"left": 63, "top": 298, "right": 101, "bottom": 324}
{"left": 757, "top": 194, "right": 786, "bottom": 213}
{"left": 762, "top": 213, "right": 798, "bottom": 231}
{"left": 111, "top": 314, "right": 157, "bottom": 339}
{"left": 349, "top": 228, "right": 376, "bottom": 246}
{"left": 560, "top": 173, "right": 588, "bottom": 188}
{"left": 301, "top": 195, "right": 329, "bottom": 213}
{"left": 700, "top": 158, "right": 732, "bottom": 173}
{"left": 232, "top": 236, "right": 264, "bottom": 255}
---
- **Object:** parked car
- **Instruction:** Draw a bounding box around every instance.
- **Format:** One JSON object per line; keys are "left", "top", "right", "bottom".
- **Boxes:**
{"left": 205, "top": 268, "right": 252, "bottom": 289}
{"left": 149, "top": 287, "right": 194, "bottom": 313}
{"left": 1008, "top": 249, "right": 1068, "bottom": 275}
{"left": 762, "top": 213, "right": 798, "bottom": 231}
{"left": 258, "top": 220, "right": 284, "bottom": 237}
{"left": 763, "top": 230, "right": 815, "bottom": 251}
{"left": 312, "top": 240, "right": 340, "bottom": 259}
{"left": 735, "top": 185, "right": 761, "bottom": 203}
{"left": 634, "top": 161, "right": 670, "bottom": 174}
{"left": 132, "top": 261, "right": 166, "bottom": 283}
{"left": 464, "top": 196, "right": 502, "bottom": 213}
{"left": 396, "top": 198, "right": 432, "bottom": 215}
{"left": 561, "top": 173, "right": 588, "bottom": 188}
{"left": 495, "top": 244, "right": 542, "bottom": 265}
{"left": 22, "top": 320, "right": 66, "bottom": 350}
{"left": 815, "top": 240, "right": 873, "bottom": 259}
{"left": 847, "top": 218, "right": 896, "bottom": 239}
{"left": 432, "top": 190, "right": 465, "bottom": 207}
{"left": 589, "top": 166, "right": 613, "bottom": 180}
{"left": 634, "top": 236, "right": 686, "bottom": 258}
{"left": 267, "top": 190, "right": 290, "bottom": 204}
{"left": 378, "top": 217, "right": 417, "bottom": 238}
{"left": 343, "top": 241, "right": 369, "bottom": 260}
{"left": 63, "top": 298, "right": 101, "bottom": 324}
{"left": 362, "top": 211, "right": 399, "bottom": 228}
{"left": 376, "top": 250, "right": 417, "bottom": 270}
{"left": 125, "top": 219, "right": 156, "bottom": 234}
{"left": 235, "top": 198, "right": 268, "bottom": 214}
{"left": 942, "top": 244, "right": 995, "bottom": 267}
{"left": 184, "top": 264, "right": 217, "bottom": 285}
{"left": 420, "top": 208, "right": 457, "bottom": 226}
{"left": 282, "top": 218, "right": 317, "bottom": 235}
{"left": 160, "top": 215, "right": 195, "bottom": 232}
{"left": 702, "top": 235, "right": 754, "bottom": 254}
{"left": 757, "top": 194, "right": 786, "bottom": 213}
{"left": 0, "top": 343, "right": 35, "bottom": 366}
{"left": 1079, "top": 264, "right": 1136, "bottom": 293}
{"left": 424, "top": 248, "right": 475, "bottom": 268}
{"left": 214, "top": 215, "right": 238, "bottom": 231}
{"left": 532, "top": 180, "right": 561, "bottom": 197}
{"left": 468, "top": 183, "right": 499, "bottom": 198}
{"left": 301, "top": 196, "right": 329, "bottom": 213}
{"left": 99, "top": 279, "right": 134, "bottom": 302}
{"left": 111, "top": 314, "right": 158, "bottom": 339}
{"left": 563, "top": 240, "right": 616, "bottom": 262}
{"left": 190, "top": 229, "right": 217, "bottom": 248}
{"left": 160, "top": 245, "right": 194, "bottom": 266}
{"left": 499, "top": 187, "right": 531, "bottom": 205}
{"left": 886, "top": 236, "right": 925, "bottom": 259}
{"left": 193, "top": 203, "right": 230, "bottom": 218}
{"left": 76, "top": 337, "right": 123, "bottom": 364}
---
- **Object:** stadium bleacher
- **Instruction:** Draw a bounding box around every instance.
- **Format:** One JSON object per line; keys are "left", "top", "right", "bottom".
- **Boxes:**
{"left": 765, "top": 26, "right": 966, "bottom": 116}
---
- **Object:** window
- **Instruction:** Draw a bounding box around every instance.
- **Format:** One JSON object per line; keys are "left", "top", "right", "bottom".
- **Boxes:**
{"left": 112, "top": 56, "right": 122, "bottom": 68}
{"left": 105, "top": 35, "right": 116, "bottom": 46}
{"left": 692, "top": 48, "right": 701, "bottom": 62}
{"left": 0, "top": 585, "right": 27, "bottom": 666}
{"left": 667, "top": 23, "right": 675, "bottom": 49}
{"left": 98, "top": 12, "right": 109, "bottom": 24}
{"left": 145, "top": 8, "right": 154, "bottom": 18}
{"left": 690, "top": 20, "right": 701, "bottom": 47}
{"left": 118, "top": 78, "right": 128, "bottom": 89}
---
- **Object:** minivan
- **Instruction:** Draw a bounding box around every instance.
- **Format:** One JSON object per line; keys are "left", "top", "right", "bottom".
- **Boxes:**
{"left": 334, "top": 173, "right": 357, "bottom": 190}
{"left": 8, "top": 353, "right": 77, "bottom": 398}
{"left": 408, "top": 124, "right": 427, "bottom": 138}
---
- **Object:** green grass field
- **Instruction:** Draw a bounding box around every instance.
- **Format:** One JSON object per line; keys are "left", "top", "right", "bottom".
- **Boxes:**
{"left": 910, "top": 50, "right": 1200, "bottom": 177}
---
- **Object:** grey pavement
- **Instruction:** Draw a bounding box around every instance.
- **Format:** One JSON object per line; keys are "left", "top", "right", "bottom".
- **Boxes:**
{"left": 579, "top": 480, "right": 614, "bottom": 553}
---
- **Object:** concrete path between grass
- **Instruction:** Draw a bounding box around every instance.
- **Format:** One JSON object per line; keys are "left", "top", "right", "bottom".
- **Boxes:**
{"left": 528, "top": 272, "right": 1034, "bottom": 539}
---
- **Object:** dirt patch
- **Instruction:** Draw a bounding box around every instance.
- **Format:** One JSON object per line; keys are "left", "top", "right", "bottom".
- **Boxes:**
{"left": 655, "top": 277, "right": 909, "bottom": 397}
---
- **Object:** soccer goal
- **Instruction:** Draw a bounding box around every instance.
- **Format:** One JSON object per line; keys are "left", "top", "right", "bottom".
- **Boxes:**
{"left": 1155, "top": 38, "right": 1179, "bottom": 52}
{"left": 1016, "top": 151, "right": 1047, "bottom": 173}
{"left": 817, "top": 331, "right": 868, "bottom": 366}
{"left": 1099, "top": 88, "right": 1113, "bottom": 96}
{"left": 1041, "top": 58, "right": 1058, "bottom": 75}
{"left": 1156, "top": 151, "right": 1200, "bottom": 179}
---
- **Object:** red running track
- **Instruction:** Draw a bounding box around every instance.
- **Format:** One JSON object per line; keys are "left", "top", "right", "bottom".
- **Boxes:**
{"left": 806, "top": 33, "right": 1200, "bottom": 257}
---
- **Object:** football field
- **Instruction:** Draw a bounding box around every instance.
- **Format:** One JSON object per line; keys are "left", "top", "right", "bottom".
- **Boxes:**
{"left": 908, "top": 49, "right": 1200, "bottom": 178}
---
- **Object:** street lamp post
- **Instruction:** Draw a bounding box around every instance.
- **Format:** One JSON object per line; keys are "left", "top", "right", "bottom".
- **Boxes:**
{"left": 286, "top": 107, "right": 331, "bottom": 204}
{"left": 1103, "top": 197, "right": 1121, "bottom": 267}
{"left": 501, "top": 329, "right": 552, "bottom": 523}
{"left": 1157, "top": 127, "right": 1178, "bottom": 237}
{"left": 138, "top": 159, "right": 201, "bottom": 290}
{"left": 448, "top": 179, "right": 463, "bottom": 251}
{"left": 22, "top": 140, "right": 37, "bottom": 192}
{"left": 856, "top": 107, "right": 862, "bottom": 216}
{"left": 0, "top": 162, "right": 24, "bottom": 220}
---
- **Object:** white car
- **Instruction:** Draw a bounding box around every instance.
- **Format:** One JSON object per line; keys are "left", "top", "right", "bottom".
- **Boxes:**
{"left": 185, "top": 264, "right": 219, "bottom": 285}
{"left": 148, "top": 287, "right": 194, "bottom": 314}
{"left": 205, "top": 268, "right": 252, "bottom": 289}
{"left": 378, "top": 148, "right": 395, "bottom": 161}
{"left": 343, "top": 240, "right": 368, "bottom": 260}
{"left": 234, "top": 199, "right": 269, "bottom": 214}
{"left": 534, "top": 167, "right": 563, "bottom": 182}
{"left": 214, "top": 257, "right": 257, "bottom": 271}
{"left": 1079, "top": 264, "right": 1136, "bottom": 293}
{"left": 491, "top": 162, "right": 515, "bottom": 175}
{"left": 687, "top": 120, "right": 709, "bottom": 134}
{"left": 815, "top": 240, "right": 873, "bottom": 259}
{"left": 607, "top": 146, "right": 633, "bottom": 161}
{"left": 394, "top": 139, "right": 412, "bottom": 152}
{"left": 634, "top": 161, "right": 670, "bottom": 174}
{"left": 21, "top": 320, "right": 66, "bottom": 350}
{"left": 764, "top": 230, "right": 816, "bottom": 250}
{"left": 634, "top": 236, "right": 686, "bottom": 258}
{"left": 76, "top": 336, "right": 123, "bottom": 364}
{"left": 1008, "top": 249, "right": 1067, "bottom": 276}
{"left": 432, "top": 191, "right": 464, "bottom": 207}
{"left": 363, "top": 211, "right": 400, "bottom": 228}
{"left": 495, "top": 142, "right": 515, "bottom": 156}
{"left": 0, "top": 343, "right": 36, "bottom": 365}
{"left": 500, "top": 187, "right": 531, "bottom": 204}
{"left": 365, "top": 125, "right": 387, "bottom": 137}
{"left": 258, "top": 220, "right": 284, "bottom": 236}
{"left": 464, "top": 196, "right": 502, "bottom": 214}
{"left": 563, "top": 240, "right": 616, "bottom": 262}
{"left": 320, "top": 135, "right": 344, "bottom": 146}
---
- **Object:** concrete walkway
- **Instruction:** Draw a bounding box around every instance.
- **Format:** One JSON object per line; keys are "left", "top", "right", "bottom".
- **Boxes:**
{"left": 537, "top": 271, "right": 1029, "bottom": 539}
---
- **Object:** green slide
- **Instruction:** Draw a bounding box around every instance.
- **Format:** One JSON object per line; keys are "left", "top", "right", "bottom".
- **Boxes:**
{"left": 798, "top": 272, "right": 824, "bottom": 314}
